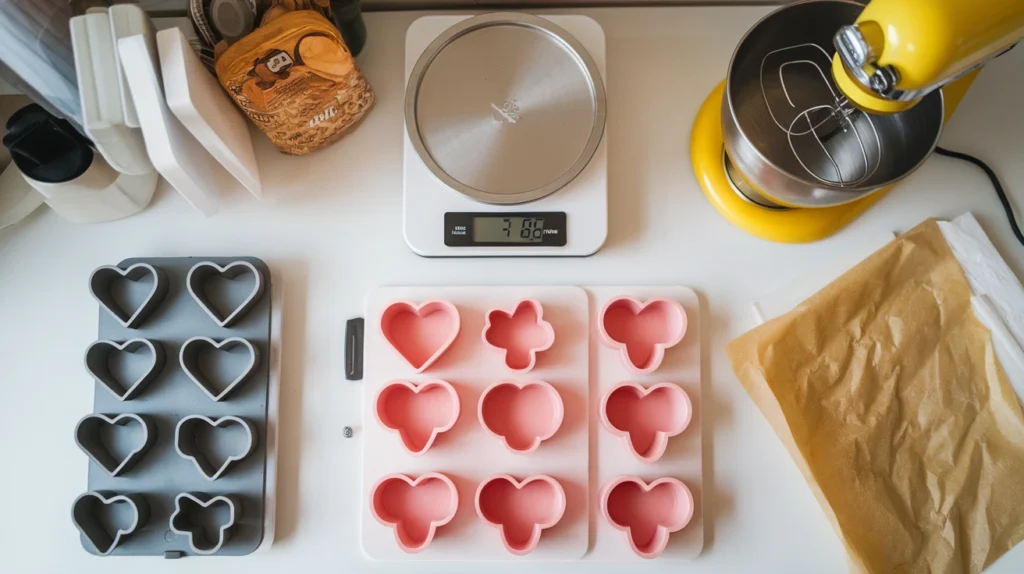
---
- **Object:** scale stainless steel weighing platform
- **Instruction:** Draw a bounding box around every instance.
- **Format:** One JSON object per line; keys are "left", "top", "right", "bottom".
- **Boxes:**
{"left": 403, "top": 13, "right": 608, "bottom": 257}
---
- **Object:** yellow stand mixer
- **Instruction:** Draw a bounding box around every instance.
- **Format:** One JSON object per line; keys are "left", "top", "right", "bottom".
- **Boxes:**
{"left": 691, "top": 0, "right": 1024, "bottom": 243}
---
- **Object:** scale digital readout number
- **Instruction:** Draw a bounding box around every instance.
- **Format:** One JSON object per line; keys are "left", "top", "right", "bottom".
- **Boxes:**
{"left": 444, "top": 212, "right": 567, "bottom": 247}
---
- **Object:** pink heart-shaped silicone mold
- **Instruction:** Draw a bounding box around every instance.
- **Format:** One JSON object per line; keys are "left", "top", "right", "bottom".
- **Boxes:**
{"left": 599, "top": 297, "right": 687, "bottom": 374}
{"left": 600, "top": 382, "right": 692, "bottom": 463}
{"left": 475, "top": 474, "right": 566, "bottom": 556}
{"left": 601, "top": 476, "right": 694, "bottom": 559}
{"left": 482, "top": 299, "right": 555, "bottom": 372}
{"left": 375, "top": 380, "right": 460, "bottom": 455}
{"left": 380, "top": 300, "right": 460, "bottom": 373}
{"left": 370, "top": 472, "right": 459, "bottom": 554}
{"left": 478, "top": 380, "right": 563, "bottom": 453}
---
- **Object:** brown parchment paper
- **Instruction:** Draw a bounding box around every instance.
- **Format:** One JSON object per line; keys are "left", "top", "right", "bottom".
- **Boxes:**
{"left": 727, "top": 220, "right": 1024, "bottom": 573}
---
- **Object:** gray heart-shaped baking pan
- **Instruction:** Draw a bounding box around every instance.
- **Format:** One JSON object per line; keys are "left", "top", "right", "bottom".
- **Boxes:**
{"left": 186, "top": 260, "right": 265, "bottom": 327}
{"left": 74, "top": 413, "right": 156, "bottom": 477}
{"left": 169, "top": 492, "right": 240, "bottom": 554}
{"left": 175, "top": 414, "right": 257, "bottom": 480}
{"left": 179, "top": 336, "right": 260, "bottom": 401}
{"left": 84, "top": 338, "right": 166, "bottom": 401}
{"left": 89, "top": 263, "right": 168, "bottom": 329}
{"left": 72, "top": 491, "right": 149, "bottom": 555}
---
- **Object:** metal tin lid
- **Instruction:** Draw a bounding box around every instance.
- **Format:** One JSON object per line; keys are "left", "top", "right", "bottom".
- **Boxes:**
{"left": 406, "top": 13, "right": 606, "bottom": 205}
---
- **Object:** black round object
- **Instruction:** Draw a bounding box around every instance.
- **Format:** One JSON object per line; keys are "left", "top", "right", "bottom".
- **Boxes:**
{"left": 3, "top": 104, "right": 94, "bottom": 183}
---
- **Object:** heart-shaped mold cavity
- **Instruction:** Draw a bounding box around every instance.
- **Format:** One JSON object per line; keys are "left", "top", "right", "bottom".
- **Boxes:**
{"left": 179, "top": 336, "right": 260, "bottom": 402}
{"left": 370, "top": 472, "right": 458, "bottom": 554}
{"left": 478, "top": 380, "right": 563, "bottom": 453}
{"left": 380, "top": 300, "right": 460, "bottom": 373}
{"left": 169, "top": 492, "right": 240, "bottom": 555}
{"left": 84, "top": 338, "right": 166, "bottom": 401}
{"left": 600, "top": 382, "right": 692, "bottom": 463}
{"left": 601, "top": 476, "right": 694, "bottom": 559}
{"left": 89, "top": 263, "right": 167, "bottom": 329}
{"left": 175, "top": 415, "right": 256, "bottom": 480}
{"left": 72, "top": 491, "right": 148, "bottom": 556}
{"left": 187, "top": 260, "right": 265, "bottom": 328}
{"left": 475, "top": 474, "right": 566, "bottom": 556}
{"left": 75, "top": 413, "right": 156, "bottom": 477}
{"left": 599, "top": 297, "right": 687, "bottom": 374}
{"left": 482, "top": 299, "right": 555, "bottom": 372}
{"left": 375, "top": 380, "right": 459, "bottom": 455}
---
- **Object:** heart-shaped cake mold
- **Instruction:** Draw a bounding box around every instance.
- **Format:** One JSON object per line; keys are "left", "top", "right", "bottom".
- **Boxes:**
{"left": 169, "top": 492, "right": 240, "bottom": 555}
{"left": 600, "top": 382, "right": 692, "bottom": 463}
{"left": 599, "top": 297, "right": 687, "bottom": 374}
{"left": 380, "top": 300, "right": 460, "bottom": 373}
{"left": 375, "top": 380, "right": 460, "bottom": 455}
{"left": 186, "top": 260, "right": 265, "bottom": 328}
{"left": 475, "top": 474, "right": 566, "bottom": 556}
{"left": 482, "top": 299, "right": 555, "bottom": 372}
{"left": 370, "top": 472, "right": 458, "bottom": 554}
{"left": 478, "top": 380, "right": 563, "bottom": 453}
{"left": 74, "top": 413, "right": 156, "bottom": 477}
{"left": 179, "top": 336, "right": 260, "bottom": 402}
{"left": 71, "top": 491, "right": 149, "bottom": 556}
{"left": 89, "top": 263, "right": 167, "bottom": 329}
{"left": 601, "top": 476, "right": 694, "bottom": 559}
{"left": 84, "top": 338, "right": 166, "bottom": 401}
{"left": 174, "top": 415, "right": 256, "bottom": 481}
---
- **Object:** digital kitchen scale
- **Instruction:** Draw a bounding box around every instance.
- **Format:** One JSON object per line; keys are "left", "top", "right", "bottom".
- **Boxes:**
{"left": 403, "top": 13, "right": 608, "bottom": 257}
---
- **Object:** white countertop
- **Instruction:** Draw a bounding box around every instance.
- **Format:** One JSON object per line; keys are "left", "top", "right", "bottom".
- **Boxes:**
{"left": 3, "top": 6, "right": 1024, "bottom": 573}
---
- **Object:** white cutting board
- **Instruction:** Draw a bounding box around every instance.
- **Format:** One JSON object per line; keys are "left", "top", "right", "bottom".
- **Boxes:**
{"left": 70, "top": 11, "right": 152, "bottom": 175}
{"left": 117, "top": 34, "right": 221, "bottom": 216}
{"left": 158, "top": 27, "right": 262, "bottom": 198}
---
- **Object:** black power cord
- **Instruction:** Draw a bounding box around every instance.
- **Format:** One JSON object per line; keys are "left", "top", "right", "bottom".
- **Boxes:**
{"left": 933, "top": 146, "right": 1024, "bottom": 247}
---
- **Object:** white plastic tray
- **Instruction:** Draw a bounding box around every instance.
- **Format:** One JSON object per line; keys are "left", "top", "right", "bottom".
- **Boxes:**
{"left": 360, "top": 286, "right": 703, "bottom": 561}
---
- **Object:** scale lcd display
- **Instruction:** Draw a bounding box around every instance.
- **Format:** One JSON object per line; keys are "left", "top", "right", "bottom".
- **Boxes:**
{"left": 443, "top": 212, "right": 567, "bottom": 247}
{"left": 473, "top": 216, "right": 546, "bottom": 243}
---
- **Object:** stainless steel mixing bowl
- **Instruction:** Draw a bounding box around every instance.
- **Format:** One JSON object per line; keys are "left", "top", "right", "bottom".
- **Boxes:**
{"left": 722, "top": 0, "right": 945, "bottom": 208}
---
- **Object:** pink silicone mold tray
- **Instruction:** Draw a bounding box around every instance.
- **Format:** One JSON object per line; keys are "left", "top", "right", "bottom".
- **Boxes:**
{"left": 482, "top": 299, "right": 555, "bottom": 372}
{"left": 476, "top": 474, "right": 566, "bottom": 555}
{"left": 590, "top": 286, "right": 703, "bottom": 561}
{"left": 380, "top": 300, "right": 460, "bottom": 373}
{"left": 600, "top": 382, "right": 692, "bottom": 463}
{"left": 370, "top": 473, "right": 459, "bottom": 553}
{"left": 375, "top": 380, "right": 459, "bottom": 455}
{"left": 362, "top": 285, "right": 701, "bottom": 561}
{"left": 479, "top": 380, "right": 563, "bottom": 453}
{"left": 599, "top": 297, "right": 687, "bottom": 374}
{"left": 601, "top": 476, "right": 694, "bottom": 559}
